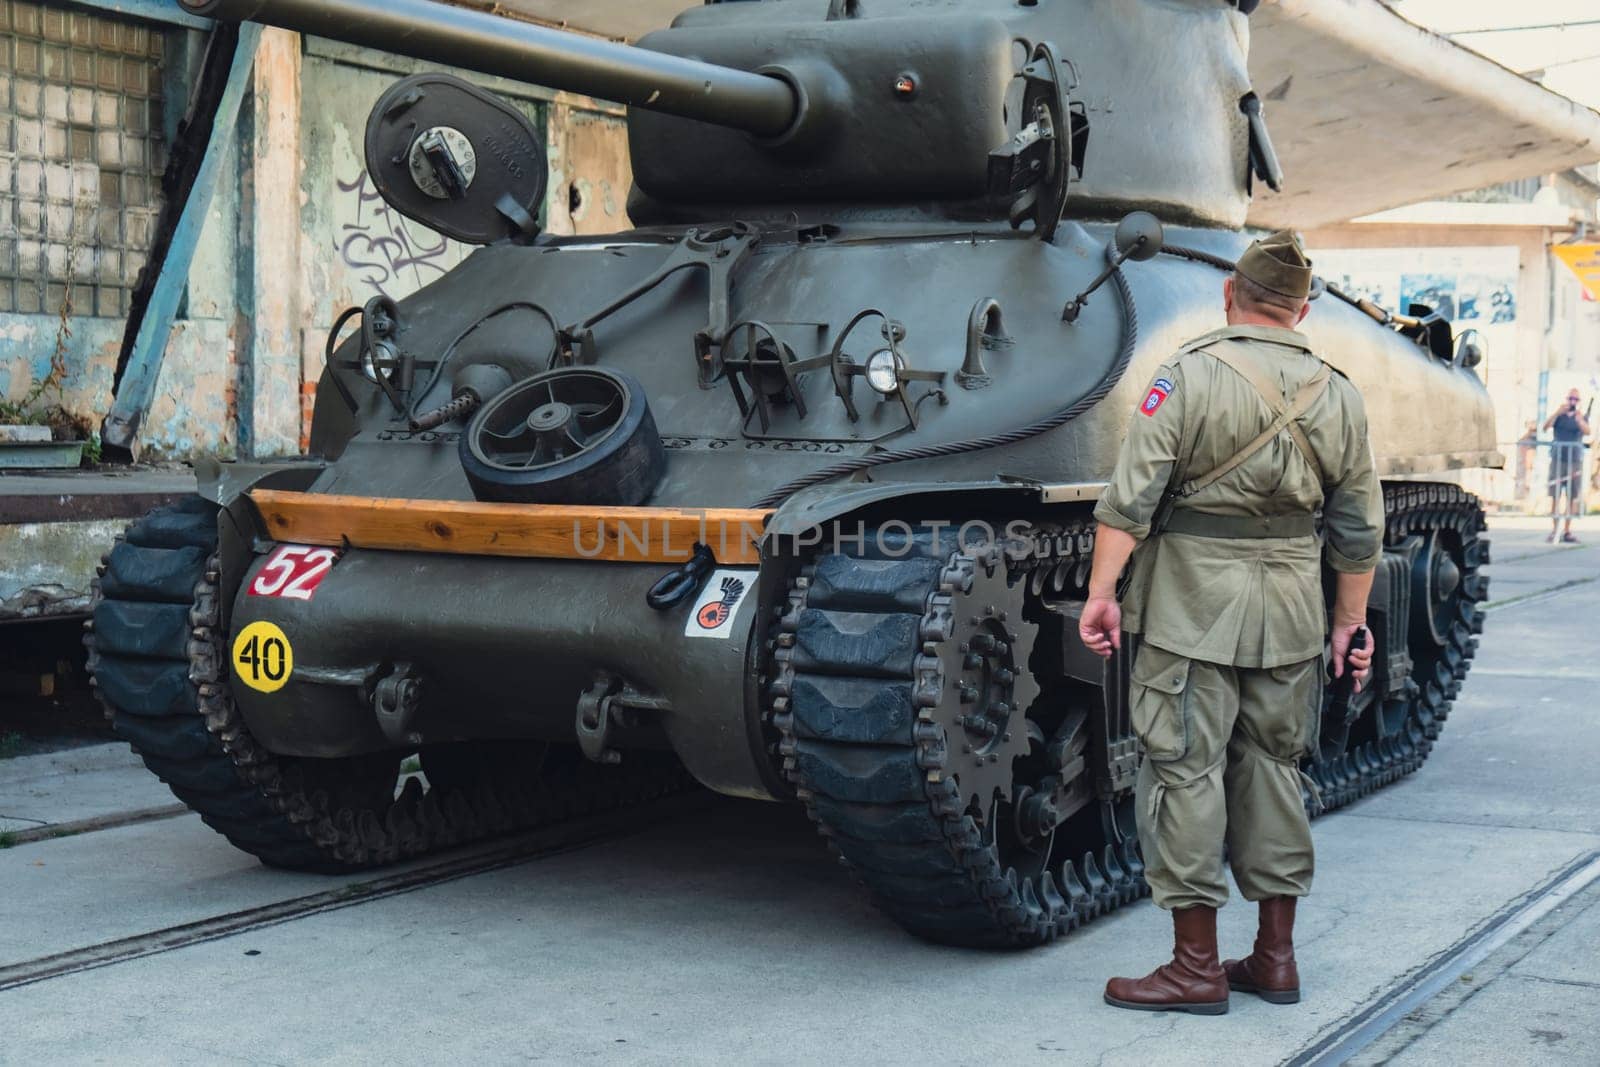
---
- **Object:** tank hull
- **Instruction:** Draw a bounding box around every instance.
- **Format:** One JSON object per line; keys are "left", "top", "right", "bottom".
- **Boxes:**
{"left": 239, "top": 217, "right": 1497, "bottom": 802}
{"left": 229, "top": 547, "right": 780, "bottom": 799}
{"left": 306, "top": 220, "right": 1499, "bottom": 511}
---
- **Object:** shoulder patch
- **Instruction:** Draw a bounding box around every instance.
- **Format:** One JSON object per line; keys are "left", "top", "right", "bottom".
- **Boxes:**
{"left": 1140, "top": 377, "right": 1175, "bottom": 416}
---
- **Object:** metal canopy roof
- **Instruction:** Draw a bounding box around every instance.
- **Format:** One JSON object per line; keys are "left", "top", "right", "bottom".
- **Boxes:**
{"left": 484, "top": 0, "right": 1600, "bottom": 229}
{"left": 1247, "top": 0, "right": 1600, "bottom": 228}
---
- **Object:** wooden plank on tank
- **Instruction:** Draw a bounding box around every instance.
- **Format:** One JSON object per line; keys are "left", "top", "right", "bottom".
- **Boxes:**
{"left": 247, "top": 490, "right": 771, "bottom": 565}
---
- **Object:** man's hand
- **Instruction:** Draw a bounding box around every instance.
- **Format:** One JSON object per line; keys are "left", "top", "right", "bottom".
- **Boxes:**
{"left": 1079, "top": 595, "right": 1122, "bottom": 659}
{"left": 1330, "top": 621, "right": 1372, "bottom": 692}
{"left": 1082, "top": 523, "right": 1138, "bottom": 661}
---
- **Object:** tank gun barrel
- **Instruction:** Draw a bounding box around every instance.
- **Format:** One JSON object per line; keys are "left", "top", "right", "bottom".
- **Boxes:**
{"left": 179, "top": 0, "right": 799, "bottom": 138}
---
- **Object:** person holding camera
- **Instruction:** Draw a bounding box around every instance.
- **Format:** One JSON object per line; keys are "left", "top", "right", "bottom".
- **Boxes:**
{"left": 1543, "top": 389, "right": 1590, "bottom": 544}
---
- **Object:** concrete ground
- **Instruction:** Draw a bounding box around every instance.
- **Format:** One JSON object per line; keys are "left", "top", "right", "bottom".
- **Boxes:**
{"left": 0, "top": 516, "right": 1596, "bottom": 1065}
{"left": 1351, "top": 874, "right": 1600, "bottom": 1066}
{"left": 0, "top": 745, "right": 180, "bottom": 839}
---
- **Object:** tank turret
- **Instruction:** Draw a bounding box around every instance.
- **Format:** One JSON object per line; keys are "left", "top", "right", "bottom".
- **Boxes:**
{"left": 186, "top": 0, "right": 1259, "bottom": 226}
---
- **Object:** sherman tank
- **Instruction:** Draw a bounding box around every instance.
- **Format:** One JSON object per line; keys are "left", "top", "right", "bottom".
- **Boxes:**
{"left": 88, "top": 0, "right": 1495, "bottom": 947}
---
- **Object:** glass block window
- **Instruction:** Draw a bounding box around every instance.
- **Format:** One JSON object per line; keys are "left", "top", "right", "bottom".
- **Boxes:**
{"left": 0, "top": 1, "right": 168, "bottom": 317}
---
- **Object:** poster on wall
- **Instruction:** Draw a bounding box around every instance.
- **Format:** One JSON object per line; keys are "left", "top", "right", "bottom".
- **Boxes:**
{"left": 1313, "top": 246, "right": 1522, "bottom": 454}
{"left": 1312, "top": 246, "right": 1520, "bottom": 387}
{"left": 1312, "top": 246, "right": 1520, "bottom": 335}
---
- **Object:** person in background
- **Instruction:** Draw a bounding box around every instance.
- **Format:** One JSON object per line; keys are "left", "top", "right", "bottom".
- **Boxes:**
{"left": 1515, "top": 421, "right": 1537, "bottom": 505}
{"left": 1543, "top": 390, "right": 1590, "bottom": 544}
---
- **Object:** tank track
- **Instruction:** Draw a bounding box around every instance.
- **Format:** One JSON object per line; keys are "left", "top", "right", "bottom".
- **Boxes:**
{"left": 85, "top": 498, "right": 692, "bottom": 872}
{"left": 1303, "top": 482, "right": 1488, "bottom": 811}
{"left": 1011, "top": 484, "right": 1488, "bottom": 816}
{"left": 770, "top": 536, "right": 1147, "bottom": 949}
{"left": 771, "top": 485, "right": 1487, "bottom": 947}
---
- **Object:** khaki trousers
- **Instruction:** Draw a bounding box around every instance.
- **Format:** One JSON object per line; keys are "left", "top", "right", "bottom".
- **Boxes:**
{"left": 1130, "top": 643, "right": 1318, "bottom": 910}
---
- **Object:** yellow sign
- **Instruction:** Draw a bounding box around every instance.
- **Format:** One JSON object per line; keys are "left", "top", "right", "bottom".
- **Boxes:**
{"left": 1552, "top": 243, "right": 1600, "bottom": 300}
{"left": 231, "top": 621, "right": 294, "bottom": 694}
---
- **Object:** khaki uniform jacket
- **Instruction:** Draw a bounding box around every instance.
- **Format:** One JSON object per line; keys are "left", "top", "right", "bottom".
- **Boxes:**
{"left": 1094, "top": 325, "right": 1384, "bottom": 668}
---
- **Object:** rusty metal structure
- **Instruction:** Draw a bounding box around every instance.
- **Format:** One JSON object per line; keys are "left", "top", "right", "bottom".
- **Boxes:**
{"left": 87, "top": 0, "right": 1493, "bottom": 946}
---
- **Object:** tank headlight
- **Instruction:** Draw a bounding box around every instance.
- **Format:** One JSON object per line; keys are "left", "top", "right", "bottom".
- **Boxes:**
{"left": 865, "top": 348, "right": 902, "bottom": 395}
{"left": 361, "top": 341, "right": 396, "bottom": 383}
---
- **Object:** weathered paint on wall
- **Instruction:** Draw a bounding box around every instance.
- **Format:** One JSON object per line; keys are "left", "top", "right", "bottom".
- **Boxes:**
{"left": 3, "top": 23, "right": 638, "bottom": 461}
{"left": 546, "top": 100, "right": 631, "bottom": 237}
{"left": 0, "top": 308, "right": 118, "bottom": 436}
{"left": 142, "top": 318, "right": 236, "bottom": 456}
{"left": 116, "top": 111, "right": 247, "bottom": 459}
{"left": 0, "top": 313, "right": 241, "bottom": 459}
{"left": 136, "top": 136, "right": 243, "bottom": 458}
{"left": 0, "top": 519, "right": 126, "bottom": 620}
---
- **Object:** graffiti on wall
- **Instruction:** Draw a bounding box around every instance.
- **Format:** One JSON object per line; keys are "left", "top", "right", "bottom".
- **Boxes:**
{"left": 334, "top": 168, "right": 464, "bottom": 301}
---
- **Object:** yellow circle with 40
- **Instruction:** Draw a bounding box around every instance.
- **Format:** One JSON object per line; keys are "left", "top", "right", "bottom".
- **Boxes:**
{"left": 231, "top": 621, "right": 295, "bottom": 693}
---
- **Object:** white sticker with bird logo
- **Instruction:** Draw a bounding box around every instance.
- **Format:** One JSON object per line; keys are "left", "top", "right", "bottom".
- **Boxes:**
{"left": 685, "top": 569, "right": 756, "bottom": 638}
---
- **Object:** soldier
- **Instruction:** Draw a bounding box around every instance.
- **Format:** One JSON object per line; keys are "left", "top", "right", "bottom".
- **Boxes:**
{"left": 1078, "top": 231, "right": 1382, "bottom": 1015}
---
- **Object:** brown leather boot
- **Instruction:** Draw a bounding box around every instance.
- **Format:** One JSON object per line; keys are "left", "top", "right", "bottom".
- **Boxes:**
{"left": 1223, "top": 896, "right": 1301, "bottom": 1004}
{"left": 1104, "top": 905, "right": 1229, "bottom": 1015}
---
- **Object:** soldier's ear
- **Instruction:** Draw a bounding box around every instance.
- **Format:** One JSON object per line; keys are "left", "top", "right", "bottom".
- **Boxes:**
{"left": 1294, "top": 301, "right": 1310, "bottom": 326}
{"left": 1222, "top": 276, "right": 1235, "bottom": 314}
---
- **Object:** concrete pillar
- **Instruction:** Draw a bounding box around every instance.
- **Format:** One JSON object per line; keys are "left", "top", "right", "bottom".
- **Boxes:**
{"left": 236, "top": 28, "right": 304, "bottom": 458}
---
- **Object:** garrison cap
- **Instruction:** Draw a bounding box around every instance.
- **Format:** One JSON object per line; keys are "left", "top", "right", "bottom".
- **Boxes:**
{"left": 1236, "top": 229, "right": 1313, "bottom": 300}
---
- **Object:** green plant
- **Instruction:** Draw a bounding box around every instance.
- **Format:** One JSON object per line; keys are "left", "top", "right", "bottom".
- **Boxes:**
{"left": 0, "top": 731, "right": 25, "bottom": 758}
{"left": 0, "top": 378, "right": 59, "bottom": 426}
{"left": 1, "top": 196, "right": 87, "bottom": 427}
{"left": 0, "top": 305, "right": 66, "bottom": 424}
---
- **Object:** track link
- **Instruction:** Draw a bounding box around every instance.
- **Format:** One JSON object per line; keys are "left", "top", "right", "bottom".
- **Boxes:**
{"left": 85, "top": 498, "right": 693, "bottom": 871}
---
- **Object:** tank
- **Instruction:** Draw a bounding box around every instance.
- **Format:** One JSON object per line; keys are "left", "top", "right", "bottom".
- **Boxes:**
{"left": 88, "top": 0, "right": 1495, "bottom": 947}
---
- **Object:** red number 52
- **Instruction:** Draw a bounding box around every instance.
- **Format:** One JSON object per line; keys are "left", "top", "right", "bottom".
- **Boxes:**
{"left": 249, "top": 545, "right": 338, "bottom": 601}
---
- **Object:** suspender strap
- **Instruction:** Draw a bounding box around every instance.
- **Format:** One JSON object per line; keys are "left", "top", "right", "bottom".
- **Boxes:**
{"left": 1174, "top": 354, "right": 1331, "bottom": 500}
